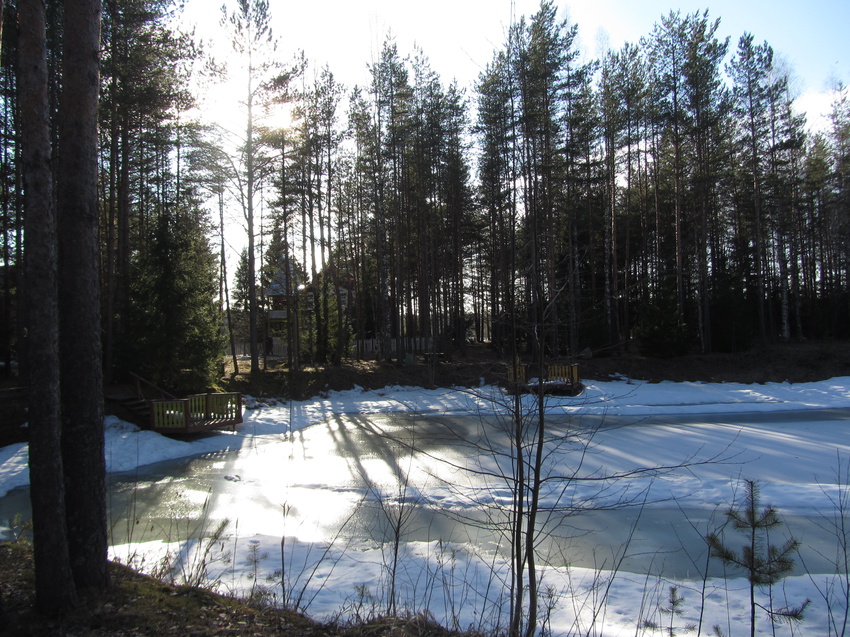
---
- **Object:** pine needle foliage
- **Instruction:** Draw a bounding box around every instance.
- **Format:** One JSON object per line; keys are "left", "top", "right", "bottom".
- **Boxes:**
{"left": 126, "top": 209, "right": 224, "bottom": 392}
{"left": 706, "top": 479, "right": 810, "bottom": 636}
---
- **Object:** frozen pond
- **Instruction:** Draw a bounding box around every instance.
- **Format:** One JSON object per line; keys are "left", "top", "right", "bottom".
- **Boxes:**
{"left": 3, "top": 410, "right": 848, "bottom": 580}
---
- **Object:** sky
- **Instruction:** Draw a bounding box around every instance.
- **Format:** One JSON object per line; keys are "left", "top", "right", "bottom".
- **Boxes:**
{"left": 178, "top": 0, "right": 850, "bottom": 263}
{"left": 182, "top": 0, "right": 850, "bottom": 133}
{"left": 3, "top": 376, "right": 850, "bottom": 633}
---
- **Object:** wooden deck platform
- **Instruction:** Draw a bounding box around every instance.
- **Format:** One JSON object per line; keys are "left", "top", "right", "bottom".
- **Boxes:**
{"left": 120, "top": 372, "right": 243, "bottom": 435}
{"left": 148, "top": 392, "right": 243, "bottom": 434}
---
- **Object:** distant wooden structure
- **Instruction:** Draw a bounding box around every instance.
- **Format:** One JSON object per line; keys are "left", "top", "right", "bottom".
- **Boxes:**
{"left": 507, "top": 362, "right": 582, "bottom": 396}
{"left": 128, "top": 372, "right": 243, "bottom": 435}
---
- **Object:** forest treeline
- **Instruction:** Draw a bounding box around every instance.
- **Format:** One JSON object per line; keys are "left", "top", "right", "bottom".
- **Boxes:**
{"left": 2, "top": 0, "right": 849, "bottom": 389}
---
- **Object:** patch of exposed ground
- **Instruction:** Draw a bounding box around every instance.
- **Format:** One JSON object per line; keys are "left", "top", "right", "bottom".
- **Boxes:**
{"left": 220, "top": 340, "right": 850, "bottom": 401}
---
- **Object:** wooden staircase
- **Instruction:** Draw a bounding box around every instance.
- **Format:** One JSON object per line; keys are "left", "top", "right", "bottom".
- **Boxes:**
{"left": 114, "top": 394, "right": 152, "bottom": 424}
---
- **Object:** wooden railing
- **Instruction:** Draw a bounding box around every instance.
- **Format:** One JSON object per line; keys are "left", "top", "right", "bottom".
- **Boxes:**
{"left": 120, "top": 372, "right": 243, "bottom": 434}
{"left": 150, "top": 399, "right": 190, "bottom": 430}
{"left": 546, "top": 364, "right": 580, "bottom": 385}
{"left": 506, "top": 364, "right": 527, "bottom": 386}
{"left": 188, "top": 392, "right": 242, "bottom": 423}
{"left": 507, "top": 363, "right": 581, "bottom": 395}
{"left": 150, "top": 392, "right": 243, "bottom": 434}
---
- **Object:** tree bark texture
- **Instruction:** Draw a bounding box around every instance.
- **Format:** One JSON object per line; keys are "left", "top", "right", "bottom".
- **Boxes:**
{"left": 57, "top": 0, "right": 109, "bottom": 592}
{"left": 19, "top": 0, "right": 77, "bottom": 614}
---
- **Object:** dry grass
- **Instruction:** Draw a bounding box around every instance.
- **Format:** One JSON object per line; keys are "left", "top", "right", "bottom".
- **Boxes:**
{"left": 0, "top": 541, "right": 477, "bottom": 636}
{"left": 0, "top": 542, "right": 340, "bottom": 636}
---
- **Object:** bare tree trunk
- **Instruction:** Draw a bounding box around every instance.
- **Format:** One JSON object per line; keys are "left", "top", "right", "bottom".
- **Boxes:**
{"left": 57, "top": 0, "right": 109, "bottom": 592}
{"left": 1, "top": 4, "right": 12, "bottom": 376}
{"left": 246, "top": 69, "right": 260, "bottom": 375}
{"left": 220, "top": 190, "right": 239, "bottom": 376}
{"left": 116, "top": 122, "right": 131, "bottom": 361}
{"left": 102, "top": 80, "right": 118, "bottom": 383}
{"left": 19, "top": 0, "right": 77, "bottom": 614}
{"left": 524, "top": 377, "right": 546, "bottom": 637}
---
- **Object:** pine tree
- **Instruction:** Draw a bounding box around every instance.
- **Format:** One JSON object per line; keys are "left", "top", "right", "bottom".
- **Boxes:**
{"left": 646, "top": 11, "right": 690, "bottom": 321}
{"left": 728, "top": 33, "right": 775, "bottom": 343}
{"left": 476, "top": 52, "right": 516, "bottom": 356}
{"left": 370, "top": 39, "right": 413, "bottom": 362}
{"left": 0, "top": 0, "right": 19, "bottom": 378}
{"left": 681, "top": 11, "right": 729, "bottom": 352}
{"left": 19, "top": 0, "right": 76, "bottom": 614}
{"left": 828, "top": 85, "right": 850, "bottom": 336}
{"left": 642, "top": 585, "right": 696, "bottom": 636}
{"left": 707, "top": 479, "right": 810, "bottom": 636}
{"left": 57, "top": 0, "right": 109, "bottom": 593}
{"left": 219, "top": 0, "right": 301, "bottom": 375}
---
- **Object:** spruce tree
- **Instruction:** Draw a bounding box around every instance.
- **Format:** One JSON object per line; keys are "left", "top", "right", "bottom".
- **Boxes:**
{"left": 129, "top": 208, "right": 224, "bottom": 392}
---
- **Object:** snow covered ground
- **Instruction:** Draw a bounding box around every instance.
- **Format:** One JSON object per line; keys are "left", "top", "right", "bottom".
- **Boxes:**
{"left": 2, "top": 376, "right": 850, "bottom": 635}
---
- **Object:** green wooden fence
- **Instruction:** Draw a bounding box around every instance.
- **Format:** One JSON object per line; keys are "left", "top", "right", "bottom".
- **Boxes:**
{"left": 150, "top": 392, "right": 242, "bottom": 434}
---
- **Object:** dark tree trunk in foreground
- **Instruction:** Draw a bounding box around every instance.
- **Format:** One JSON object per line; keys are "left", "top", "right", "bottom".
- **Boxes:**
{"left": 57, "top": 0, "right": 109, "bottom": 592}
{"left": 19, "top": 0, "right": 77, "bottom": 614}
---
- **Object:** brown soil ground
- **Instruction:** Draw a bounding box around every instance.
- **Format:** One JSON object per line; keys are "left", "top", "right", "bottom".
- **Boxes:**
{"left": 575, "top": 339, "right": 850, "bottom": 385}
{"left": 222, "top": 339, "right": 850, "bottom": 401}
